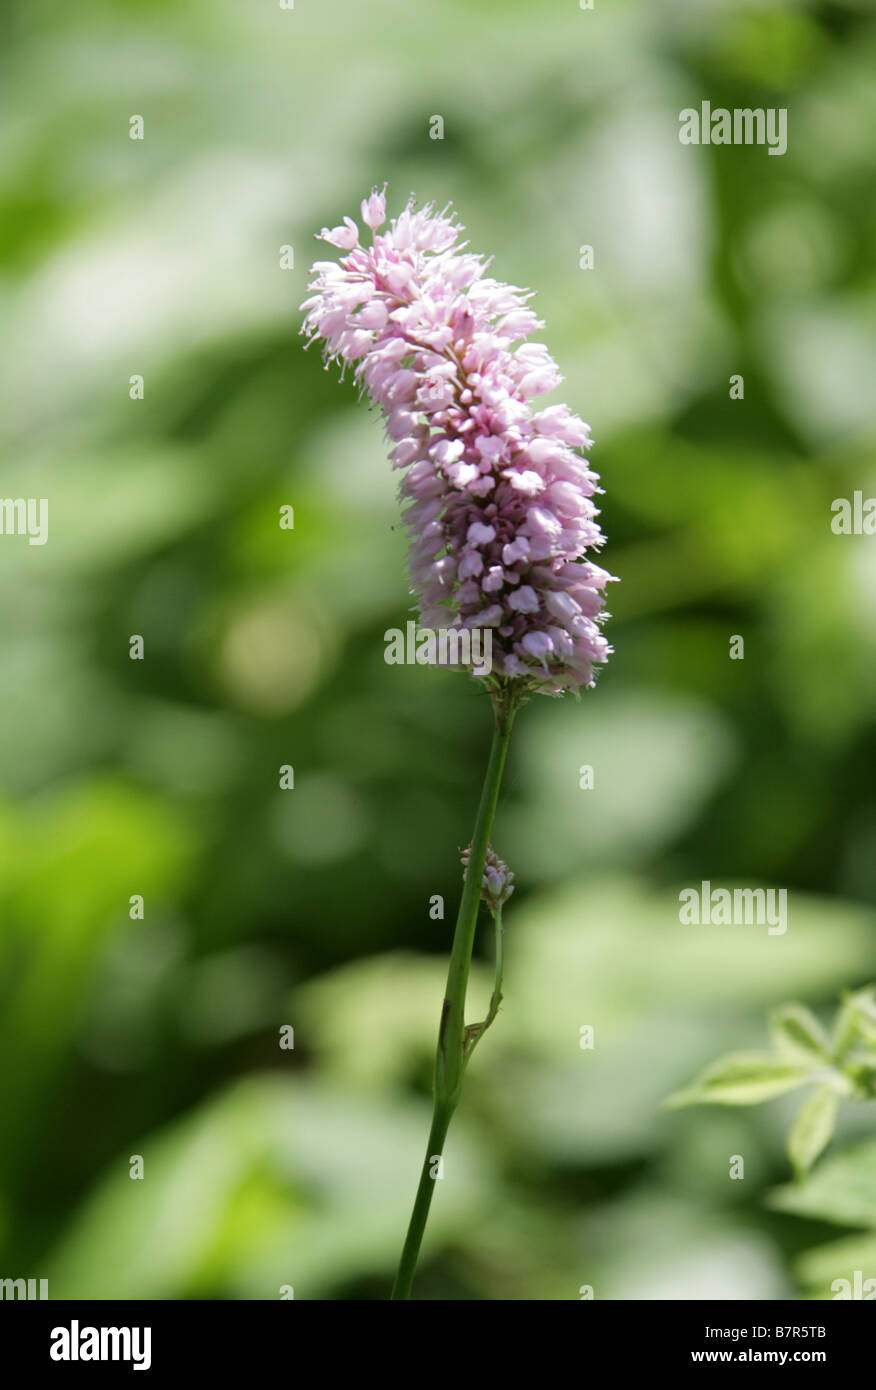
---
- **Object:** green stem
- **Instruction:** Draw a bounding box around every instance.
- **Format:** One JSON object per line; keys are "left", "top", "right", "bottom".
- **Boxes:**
{"left": 389, "top": 1102, "right": 453, "bottom": 1302}
{"left": 390, "top": 687, "right": 519, "bottom": 1300}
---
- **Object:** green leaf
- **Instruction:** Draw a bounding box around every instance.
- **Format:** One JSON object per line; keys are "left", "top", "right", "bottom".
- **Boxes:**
{"left": 666, "top": 1052, "right": 814, "bottom": 1109}
{"left": 769, "top": 1138, "right": 876, "bottom": 1229}
{"left": 770, "top": 1003, "right": 830, "bottom": 1064}
{"left": 832, "top": 987, "right": 876, "bottom": 1060}
{"left": 849, "top": 988, "right": 876, "bottom": 1023}
{"left": 793, "top": 1232, "right": 876, "bottom": 1299}
{"left": 844, "top": 1050, "right": 876, "bottom": 1073}
{"left": 839, "top": 1055, "right": 876, "bottom": 1098}
{"left": 787, "top": 1084, "right": 840, "bottom": 1178}
{"left": 852, "top": 1016, "right": 876, "bottom": 1047}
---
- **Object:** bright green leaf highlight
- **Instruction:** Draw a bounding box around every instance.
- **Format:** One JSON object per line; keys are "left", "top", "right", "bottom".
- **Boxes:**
{"left": 666, "top": 1052, "right": 814, "bottom": 1109}
{"left": 787, "top": 1084, "right": 840, "bottom": 1179}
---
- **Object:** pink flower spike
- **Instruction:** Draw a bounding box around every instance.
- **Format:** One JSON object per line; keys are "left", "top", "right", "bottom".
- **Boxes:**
{"left": 301, "top": 189, "right": 617, "bottom": 693}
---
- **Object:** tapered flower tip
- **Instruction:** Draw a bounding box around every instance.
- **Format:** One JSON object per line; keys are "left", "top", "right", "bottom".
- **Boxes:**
{"left": 361, "top": 184, "right": 387, "bottom": 229}
{"left": 461, "top": 843, "right": 515, "bottom": 912}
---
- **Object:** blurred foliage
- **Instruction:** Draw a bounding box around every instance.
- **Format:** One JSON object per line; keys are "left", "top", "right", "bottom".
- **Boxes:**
{"left": 0, "top": 0, "right": 874, "bottom": 1299}
{"left": 668, "top": 988, "right": 876, "bottom": 1179}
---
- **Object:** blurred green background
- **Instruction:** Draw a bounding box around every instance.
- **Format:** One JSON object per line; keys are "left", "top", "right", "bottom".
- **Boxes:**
{"left": 1, "top": 0, "right": 875, "bottom": 1300}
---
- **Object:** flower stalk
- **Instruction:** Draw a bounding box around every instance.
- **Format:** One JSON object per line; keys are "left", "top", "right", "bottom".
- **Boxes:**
{"left": 391, "top": 683, "right": 520, "bottom": 1300}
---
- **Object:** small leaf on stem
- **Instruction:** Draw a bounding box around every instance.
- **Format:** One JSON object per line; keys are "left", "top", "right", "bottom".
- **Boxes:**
{"left": 770, "top": 1003, "right": 830, "bottom": 1064}
{"left": 666, "top": 1052, "right": 815, "bottom": 1109}
{"left": 787, "top": 1084, "right": 841, "bottom": 1179}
